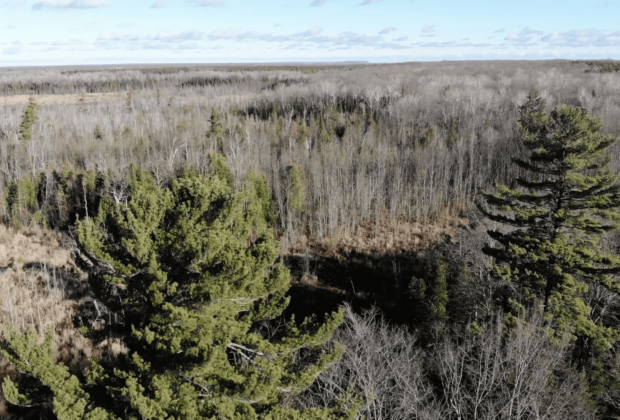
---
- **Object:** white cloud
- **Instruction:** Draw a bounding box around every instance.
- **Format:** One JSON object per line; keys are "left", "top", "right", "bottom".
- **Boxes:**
{"left": 504, "top": 26, "right": 544, "bottom": 44}
{"left": 360, "top": 0, "right": 385, "bottom": 4}
{"left": 298, "top": 26, "right": 324, "bottom": 36}
{"left": 116, "top": 22, "right": 134, "bottom": 28}
{"left": 29, "top": 38, "right": 84, "bottom": 52}
{"left": 494, "top": 27, "right": 505, "bottom": 33}
{"left": 93, "top": 32, "right": 208, "bottom": 52}
{"left": 33, "top": 0, "right": 110, "bottom": 9}
{"left": 0, "top": 1, "right": 27, "bottom": 7}
{"left": 154, "top": 31, "right": 203, "bottom": 42}
{"left": 207, "top": 29, "right": 269, "bottom": 41}
{"left": 97, "top": 30, "right": 204, "bottom": 43}
{"left": 188, "top": 0, "right": 225, "bottom": 6}
{"left": 87, "top": 24, "right": 414, "bottom": 54}
{"left": 207, "top": 26, "right": 325, "bottom": 42}
{"left": 97, "top": 31, "right": 142, "bottom": 42}
{"left": 50, "top": 38, "right": 82, "bottom": 45}
{"left": 206, "top": 26, "right": 411, "bottom": 50}
{"left": 419, "top": 40, "right": 492, "bottom": 48}
{"left": 420, "top": 25, "right": 435, "bottom": 37}
{"left": 3, "top": 41, "right": 22, "bottom": 55}
{"left": 310, "top": 0, "right": 330, "bottom": 6}
{"left": 540, "top": 29, "right": 620, "bottom": 47}
{"left": 379, "top": 27, "right": 396, "bottom": 34}
{"left": 142, "top": 41, "right": 201, "bottom": 51}
{"left": 150, "top": 0, "right": 167, "bottom": 8}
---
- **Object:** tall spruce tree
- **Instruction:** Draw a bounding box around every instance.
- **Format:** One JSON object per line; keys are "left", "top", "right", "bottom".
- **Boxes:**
{"left": 1, "top": 166, "right": 357, "bottom": 420}
{"left": 479, "top": 90, "right": 620, "bottom": 353}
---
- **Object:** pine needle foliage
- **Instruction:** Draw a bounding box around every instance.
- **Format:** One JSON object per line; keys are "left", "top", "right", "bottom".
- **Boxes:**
{"left": 431, "top": 260, "right": 448, "bottom": 321}
{"left": 209, "top": 109, "right": 223, "bottom": 141}
{"left": 1, "top": 167, "right": 356, "bottom": 420}
{"left": 1, "top": 329, "right": 115, "bottom": 420}
{"left": 19, "top": 98, "right": 38, "bottom": 140}
{"left": 479, "top": 90, "right": 620, "bottom": 352}
{"left": 209, "top": 153, "right": 234, "bottom": 189}
{"left": 286, "top": 165, "right": 306, "bottom": 214}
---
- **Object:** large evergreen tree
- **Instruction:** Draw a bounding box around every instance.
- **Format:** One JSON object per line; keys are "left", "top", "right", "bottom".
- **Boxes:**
{"left": 2, "top": 164, "right": 356, "bottom": 419}
{"left": 479, "top": 91, "right": 620, "bottom": 353}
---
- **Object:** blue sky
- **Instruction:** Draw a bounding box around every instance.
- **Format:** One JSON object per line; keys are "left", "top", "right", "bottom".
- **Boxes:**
{"left": 0, "top": 0, "right": 619, "bottom": 66}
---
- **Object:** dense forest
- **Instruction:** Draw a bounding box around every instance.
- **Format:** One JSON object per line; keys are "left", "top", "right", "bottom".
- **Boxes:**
{"left": 1, "top": 60, "right": 620, "bottom": 419}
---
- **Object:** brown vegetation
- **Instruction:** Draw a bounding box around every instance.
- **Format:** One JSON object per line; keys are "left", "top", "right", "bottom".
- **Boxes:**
{"left": 0, "top": 225, "right": 91, "bottom": 416}
{"left": 1, "top": 92, "right": 119, "bottom": 107}
{"left": 289, "top": 208, "right": 468, "bottom": 257}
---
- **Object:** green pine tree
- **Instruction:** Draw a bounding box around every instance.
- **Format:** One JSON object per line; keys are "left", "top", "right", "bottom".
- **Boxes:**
{"left": 479, "top": 90, "right": 620, "bottom": 353}
{"left": 446, "top": 117, "right": 457, "bottom": 146}
{"left": 431, "top": 260, "right": 449, "bottom": 322}
{"left": 19, "top": 98, "right": 38, "bottom": 140}
{"left": 286, "top": 164, "right": 306, "bottom": 214}
{"left": 208, "top": 108, "right": 224, "bottom": 153}
{"left": 1, "top": 167, "right": 358, "bottom": 420}
{"left": 209, "top": 108, "right": 223, "bottom": 141}
{"left": 318, "top": 115, "right": 332, "bottom": 144}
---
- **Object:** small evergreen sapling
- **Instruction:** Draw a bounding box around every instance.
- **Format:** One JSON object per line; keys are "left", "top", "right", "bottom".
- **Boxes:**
{"left": 2, "top": 167, "right": 357, "bottom": 419}
{"left": 286, "top": 165, "right": 306, "bottom": 214}
{"left": 209, "top": 109, "right": 223, "bottom": 141}
{"left": 19, "top": 98, "right": 38, "bottom": 140}
{"left": 479, "top": 90, "right": 620, "bottom": 352}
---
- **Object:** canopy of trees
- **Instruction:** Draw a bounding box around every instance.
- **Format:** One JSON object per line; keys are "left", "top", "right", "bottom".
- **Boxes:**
{"left": 1, "top": 163, "right": 356, "bottom": 420}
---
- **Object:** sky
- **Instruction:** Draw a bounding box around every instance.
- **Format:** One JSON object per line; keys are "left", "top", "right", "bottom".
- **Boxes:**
{"left": 0, "top": 0, "right": 619, "bottom": 66}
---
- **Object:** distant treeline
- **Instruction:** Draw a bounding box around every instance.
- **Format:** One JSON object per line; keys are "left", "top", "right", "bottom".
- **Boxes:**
{"left": 575, "top": 60, "right": 620, "bottom": 73}
{"left": 0, "top": 68, "right": 311, "bottom": 95}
